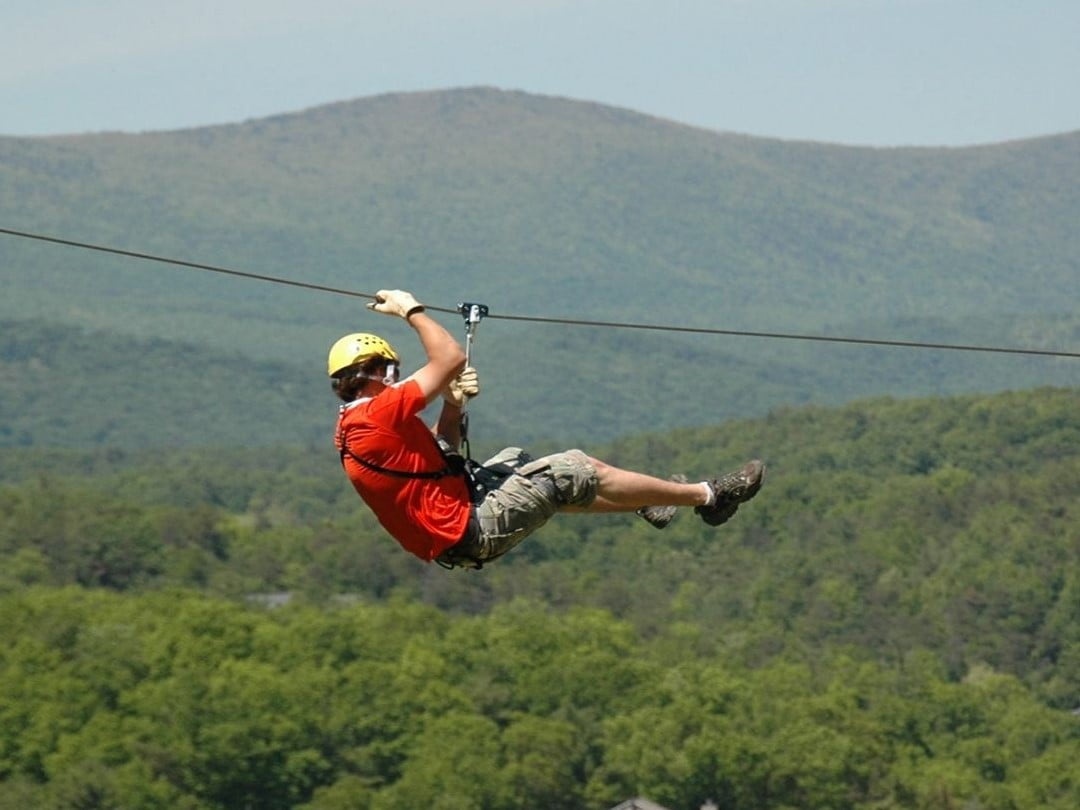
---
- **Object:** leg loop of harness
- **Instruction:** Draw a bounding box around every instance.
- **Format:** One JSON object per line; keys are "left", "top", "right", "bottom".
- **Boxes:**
{"left": 435, "top": 512, "right": 485, "bottom": 569}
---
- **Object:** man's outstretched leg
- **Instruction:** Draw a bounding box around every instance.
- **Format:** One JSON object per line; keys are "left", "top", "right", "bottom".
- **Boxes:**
{"left": 454, "top": 449, "right": 765, "bottom": 568}
{"left": 568, "top": 457, "right": 765, "bottom": 527}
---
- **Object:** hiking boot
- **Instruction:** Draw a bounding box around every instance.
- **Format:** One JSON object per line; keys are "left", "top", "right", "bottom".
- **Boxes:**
{"left": 695, "top": 460, "right": 765, "bottom": 526}
{"left": 636, "top": 474, "right": 688, "bottom": 529}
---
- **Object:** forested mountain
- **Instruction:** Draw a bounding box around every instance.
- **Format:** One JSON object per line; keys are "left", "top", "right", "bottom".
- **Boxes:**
{"left": 0, "top": 319, "right": 326, "bottom": 448}
{"left": 1, "top": 387, "right": 1079, "bottom": 808}
{"left": 2, "top": 89, "right": 1080, "bottom": 809}
{"left": 5, "top": 312, "right": 1079, "bottom": 452}
{"left": 3, "top": 87, "right": 1079, "bottom": 448}
{"left": 3, "top": 387, "right": 1078, "bottom": 691}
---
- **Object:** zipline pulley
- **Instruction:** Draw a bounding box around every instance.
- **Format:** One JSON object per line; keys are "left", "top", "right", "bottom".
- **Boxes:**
{"left": 456, "top": 302, "right": 488, "bottom": 459}
{"left": 457, "top": 302, "right": 488, "bottom": 364}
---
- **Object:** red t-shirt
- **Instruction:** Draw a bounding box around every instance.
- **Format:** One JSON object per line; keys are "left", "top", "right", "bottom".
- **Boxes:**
{"left": 335, "top": 379, "right": 471, "bottom": 561}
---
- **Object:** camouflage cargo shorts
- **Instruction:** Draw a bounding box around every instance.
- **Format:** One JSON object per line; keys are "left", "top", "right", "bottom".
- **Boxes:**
{"left": 436, "top": 447, "right": 598, "bottom": 568}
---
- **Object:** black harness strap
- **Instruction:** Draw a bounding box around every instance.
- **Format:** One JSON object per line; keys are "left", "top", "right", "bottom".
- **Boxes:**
{"left": 338, "top": 443, "right": 453, "bottom": 479}
{"left": 336, "top": 415, "right": 455, "bottom": 479}
{"left": 337, "top": 430, "right": 488, "bottom": 504}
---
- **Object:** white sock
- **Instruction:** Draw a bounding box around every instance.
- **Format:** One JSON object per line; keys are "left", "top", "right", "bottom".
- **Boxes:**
{"left": 699, "top": 481, "right": 715, "bottom": 506}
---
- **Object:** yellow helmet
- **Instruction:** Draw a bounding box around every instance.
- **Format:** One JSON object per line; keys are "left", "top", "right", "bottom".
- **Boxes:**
{"left": 327, "top": 333, "right": 400, "bottom": 377}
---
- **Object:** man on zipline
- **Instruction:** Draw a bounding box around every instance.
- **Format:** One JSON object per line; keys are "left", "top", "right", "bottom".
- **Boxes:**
{"left": 330, "top": 289, "right": 765, "bottom": 569}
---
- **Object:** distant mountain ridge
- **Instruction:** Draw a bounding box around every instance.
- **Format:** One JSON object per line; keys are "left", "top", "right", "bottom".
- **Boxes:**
{"left": 2, "top": 87, "right": 1078, "bottom": 447}
{"left": 5, "top": 88, "right": 1079, "bottom": 328}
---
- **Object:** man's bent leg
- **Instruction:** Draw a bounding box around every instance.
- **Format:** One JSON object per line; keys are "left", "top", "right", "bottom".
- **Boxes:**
{"left": 567, "top": 458, "right": 765, "bottom": 530}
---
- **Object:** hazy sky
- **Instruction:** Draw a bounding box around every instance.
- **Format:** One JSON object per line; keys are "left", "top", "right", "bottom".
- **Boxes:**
{"left": 2, "top": 0, "right": 1078, "bottom": 146}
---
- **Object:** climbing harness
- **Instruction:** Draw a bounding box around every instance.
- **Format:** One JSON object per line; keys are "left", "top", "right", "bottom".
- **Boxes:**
{"left": 336, "top": 425, "right": 487, "bottom": 504}
{"left": 337, "top": 428, "right": 490, "bottom": 570}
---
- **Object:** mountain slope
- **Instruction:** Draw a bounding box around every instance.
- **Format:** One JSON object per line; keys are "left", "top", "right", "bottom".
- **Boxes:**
{"left": 0, "top": 320, "right": 326, "bottom": 449}
{"left": 5, "top": 312, "right": 1078, "bottom": 450}
{"left": 2, "top": 87, "right": 1078, "bottom": 445}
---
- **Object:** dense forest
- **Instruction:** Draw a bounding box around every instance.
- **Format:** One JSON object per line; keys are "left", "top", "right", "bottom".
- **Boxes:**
{"left": 2, "top": 387, "right": 1078, "bottom": 808}
{"left": 2, "top": 589, "right": 1077, "bottom": 810}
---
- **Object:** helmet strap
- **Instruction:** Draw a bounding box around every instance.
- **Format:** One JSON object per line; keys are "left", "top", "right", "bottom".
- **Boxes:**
{"left": 353, "top": 361, "right": 399, "bottom": 386}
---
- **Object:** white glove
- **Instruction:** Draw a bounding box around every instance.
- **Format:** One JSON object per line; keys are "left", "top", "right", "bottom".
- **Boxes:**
{"left": 367, "top": 289, "right": 424, "bottom": 319}
{"left": 443, "top": 367, "right": 480, "bottom": 408}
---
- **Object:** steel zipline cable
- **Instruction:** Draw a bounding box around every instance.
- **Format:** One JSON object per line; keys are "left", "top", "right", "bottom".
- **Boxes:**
{"left": 3, "top": 225, "right": 1079, "bottom": 360}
